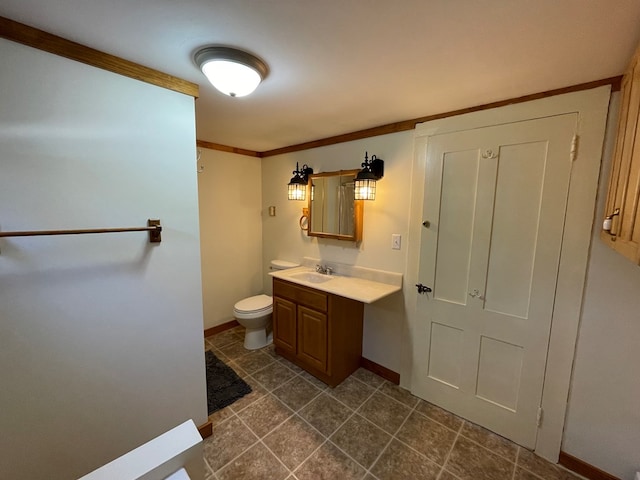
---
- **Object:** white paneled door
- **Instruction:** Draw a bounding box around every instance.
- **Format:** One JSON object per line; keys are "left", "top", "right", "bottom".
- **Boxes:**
{"left": 411, "top": 114, "right": 577, "bottom": 448}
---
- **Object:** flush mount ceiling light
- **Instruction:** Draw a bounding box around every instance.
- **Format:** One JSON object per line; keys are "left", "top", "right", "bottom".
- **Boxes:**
{"left": 355, "top": 152, "right": 384, "bottom": 201}
{"left": 194, "top": 46, "right": 269, "bottom": 97}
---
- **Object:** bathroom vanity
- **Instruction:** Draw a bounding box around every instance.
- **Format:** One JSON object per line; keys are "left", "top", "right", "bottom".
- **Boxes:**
{"left": 269, "top": 258, "right": 402, "bottom": 387}
{"left": 272, "top": 278, "right": 363, "bottom": 386}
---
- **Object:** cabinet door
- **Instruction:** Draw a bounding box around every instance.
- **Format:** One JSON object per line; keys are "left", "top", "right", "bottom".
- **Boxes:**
{"left": 273, "top": 297, "right": 296, "bottom": 356}
{"left": 297, "top": 306, "right": 328, "bottom": 373}
{"left": 602, "top": 49, "right": 640, "bottom": 263}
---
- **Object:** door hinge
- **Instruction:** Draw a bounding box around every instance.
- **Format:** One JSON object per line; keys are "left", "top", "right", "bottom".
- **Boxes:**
{"left": 570, "top": 134, "right": 579, "bottom": 162}
{"left": 536, "top": 407, "right": 544, "bottom": 427}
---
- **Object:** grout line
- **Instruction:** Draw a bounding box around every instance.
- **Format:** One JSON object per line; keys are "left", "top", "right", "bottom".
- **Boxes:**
{"left": 360, "top": 380, "right": 416, "bottom": 477}
{"left": 258, "top": 436, "right": 294, "bottom": 478}
{"left": 290, "top": 438, "right": 330, "bottom": 477}
{"left": 455, "top": 425, "right": 519, "bottom": 465}
{"left": 210, "top": 412, "right": 262, "bottom": 475}
{"left": 296, "top": 379, "right": 386, "bottom": 476}
{"left": 436, "top": 418, "right": 463, "bottom": 479}
{"left": 511, "top": 446, "right": 520, "bottom": 480}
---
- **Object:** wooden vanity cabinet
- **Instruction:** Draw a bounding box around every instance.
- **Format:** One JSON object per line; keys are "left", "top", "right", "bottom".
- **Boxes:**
{"left": 272, "top": 278, "right": 364, "bottom": 387}
{"left": 601, "top": 42, "right": 640, "bottom": 264}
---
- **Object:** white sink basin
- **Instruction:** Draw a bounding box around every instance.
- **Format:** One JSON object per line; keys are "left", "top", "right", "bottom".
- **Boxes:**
{"left": 290, "top": 272, "right": 334, "bottom": 284}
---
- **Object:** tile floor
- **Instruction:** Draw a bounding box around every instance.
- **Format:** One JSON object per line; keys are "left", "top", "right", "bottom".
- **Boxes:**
{"left": 203, "top": 326, "right": 582, "bottom": 480}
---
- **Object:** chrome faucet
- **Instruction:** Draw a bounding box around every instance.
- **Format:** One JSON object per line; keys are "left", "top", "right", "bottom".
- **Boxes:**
{"left": 315, "top": 264, "right": 333, "bottom": 275}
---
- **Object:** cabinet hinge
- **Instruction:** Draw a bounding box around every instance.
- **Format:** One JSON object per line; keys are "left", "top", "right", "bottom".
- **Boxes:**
{"left": 570, "top": 134, "right": 579, "bottom": 162}
{"left": 537, "top": 407, "right": 544, "bottom": 427}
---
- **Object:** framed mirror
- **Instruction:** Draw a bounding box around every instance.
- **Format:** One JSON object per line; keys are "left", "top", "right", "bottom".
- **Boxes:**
{"left": 308, "top": 169, "right": 363, "bottom": 242}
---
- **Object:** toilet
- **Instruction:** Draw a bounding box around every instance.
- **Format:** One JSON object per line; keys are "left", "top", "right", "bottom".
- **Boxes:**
{"left": 233, "top": 259, "right": 299, "bottom": 350}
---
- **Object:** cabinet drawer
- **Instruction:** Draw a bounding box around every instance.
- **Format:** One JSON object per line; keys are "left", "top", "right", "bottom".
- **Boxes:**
{"left": 273, "top": 278, "right": 327, "bottom": 312}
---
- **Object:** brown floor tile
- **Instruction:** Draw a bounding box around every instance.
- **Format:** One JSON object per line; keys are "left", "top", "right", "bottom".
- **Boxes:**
{"left": 299, "top": 369, "right": 329, "bottom": 390}
{"left": 395, "top": 411, "right": 457, "bottom": 465}
{"left": 218, "top": 341, "right": 251, "bottom": 361}
{"left": 517, "top": 449, "right": 580, "bottom": 480}
{"left": 294, "top": 441, "right": 366, "bottom": 480}
{"left": 229, "top": 375, "right": 268, "bottom": 413}
{"left": 208, "top": 405, "right": 234, "bottom": 426}
{"left": 460, "top": 421, "right": 518, "bottom": 461}
{"left": 208, "top": 329, "right": 243, "bottom": 348}
{"left": 415, "top": 400, "right": 463, "bottom": 432}
{"left": 328, "top": 376, "right": 375, "bottom": 410}
{"left": 299, "top": 392, "right": 353, "bottom": 436}
{"left": 203, "top": 416, "right": 258, "bottom": 472}
{"left": 262, "top": 343, "right": 280, "bottom": 359}
{"left": 252, "top": 361, "right": 298, "bottom": 391}
{"left": 438, "top": 471, "right": 461, "bottom": 480}
{"left": 217, "top": 442, "right": 289, "bottom": 480}
{"left": 278, "top": 356, "right": 306, "bottom": 374}
{"left": 358, "top": 391, "right": 412, "bottom": 435}
{"left": 446, "top": 435, "right": 515, "bottom": 480}
{"left": 515, "top": 467, "right": 542, "bottom": 480}
{"left": 378, "top": 381, "right": 420, "bottom": 408}
{"left": 237, "top": 394, "right": 293, "bottom": 438}
{"left": 264, "top": 415, "right": 325, "bottom": 470}
{"left": 350, "top": 368, "right": 385, "bottom": 388}
{"left": 204, "top": 467, "right": 215, "bottom": 480}
{"left": 225, "top": 360, "right": 248, "bottom": 379}
{"left": 233, "top": 350, "right": 275, "bottom": 375}
{"left": 330, "top": 413, "right": 391, "bottom": 469}
{"left": 371, "top": 439, "right": 440, "bottom": 480}
{"left": 273, "top": 375, "right": 322, "bottom": 411}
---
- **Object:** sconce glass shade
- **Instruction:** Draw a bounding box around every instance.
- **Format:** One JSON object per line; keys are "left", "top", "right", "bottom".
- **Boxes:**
{"left": 354, "top": 176, "right": 377, "bottom": 200}
{"left": 288, "top": 180, "right": 307, "bottom": 201}
{"left": 194, "top": 46, "right": 269, "bottom": 97}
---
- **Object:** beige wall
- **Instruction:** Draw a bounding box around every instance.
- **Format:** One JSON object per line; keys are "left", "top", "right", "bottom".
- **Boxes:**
{"left": 198, "top": 148, "right": 263, "bottom": 330}
{"left": 261, "top": 132, "right": 414, "bottom": 372}
{"left": 0, "top": 39, "right": 206, "bottom": 480}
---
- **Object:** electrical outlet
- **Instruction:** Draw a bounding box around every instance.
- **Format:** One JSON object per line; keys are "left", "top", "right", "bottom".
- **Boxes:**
{"left": 392, "top": 234, "right": 401, "bottom": 250}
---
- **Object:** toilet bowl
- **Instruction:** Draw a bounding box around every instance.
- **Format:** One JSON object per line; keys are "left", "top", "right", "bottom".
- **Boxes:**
{"left": 233, "top": 260, "right": 299, "bottom": 350}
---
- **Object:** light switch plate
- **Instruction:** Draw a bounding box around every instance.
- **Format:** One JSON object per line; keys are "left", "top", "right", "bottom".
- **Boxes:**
{"left": 392, "top": 234, "right": 401, "bottom": 250}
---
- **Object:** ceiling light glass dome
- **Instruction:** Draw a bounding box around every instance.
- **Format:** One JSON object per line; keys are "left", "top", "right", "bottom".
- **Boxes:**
{"left": 194, "top": 46, "right": 269, "bottom": 97}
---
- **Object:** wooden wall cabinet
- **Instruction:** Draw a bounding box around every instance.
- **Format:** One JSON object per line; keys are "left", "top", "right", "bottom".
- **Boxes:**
{"left": 272, "top": 278, "right": 364, "bottom": 387}
{"left": 601, "top": 45, "right": 640, "bottom": 263}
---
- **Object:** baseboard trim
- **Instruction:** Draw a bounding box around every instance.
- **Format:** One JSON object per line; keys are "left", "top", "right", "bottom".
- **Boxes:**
{"left": 197, "top": 421, "right": 212, "bottom": 440}
{"left": 360, "top": 357, "right": 400, "bottom": 385}
{"left": 204, "top": 320, "right": 239, "bottom": 338}
{"left": 558, "top": 451, "right": 620, "bottom": 480}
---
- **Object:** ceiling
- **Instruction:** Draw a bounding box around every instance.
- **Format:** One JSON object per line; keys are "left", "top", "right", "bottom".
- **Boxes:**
{"left": 2, "top": 0, "right": 640, "bottom": 152}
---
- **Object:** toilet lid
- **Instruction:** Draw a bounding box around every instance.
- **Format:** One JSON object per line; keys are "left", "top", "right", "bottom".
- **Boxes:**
{"left": 234, "top": 294, "right": 272, "bottom": 313}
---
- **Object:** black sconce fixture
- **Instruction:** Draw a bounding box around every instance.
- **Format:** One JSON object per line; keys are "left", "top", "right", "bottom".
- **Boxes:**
{"left": 287, "top": 162, "right": 314, "bottom": 200}
{"left": 354, "top": 152, "right": 384, "bottom": 200}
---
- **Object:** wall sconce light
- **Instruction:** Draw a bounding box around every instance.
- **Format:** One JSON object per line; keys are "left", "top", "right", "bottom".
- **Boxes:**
{"left": 194, "top": 46, "right": 269, "bottom": 97}
{"left": 287, "top": 162, "right": 314, "bottom": 200}
{"left": 355, "top": 152, "right": 384, "bottom": 200}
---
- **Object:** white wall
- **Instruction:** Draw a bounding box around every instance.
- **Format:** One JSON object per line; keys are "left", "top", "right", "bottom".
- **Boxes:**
{"left": 261, "top": 132, "right": 414, "bottom": 373}
{"left": 0, "top": 39, "right": 206, "bottom": 480}
{"left": 198, "top": 148, "right": 263, "bottom": 330}
{"left": 563, "top": 93, "right": 640, "bottom": 480}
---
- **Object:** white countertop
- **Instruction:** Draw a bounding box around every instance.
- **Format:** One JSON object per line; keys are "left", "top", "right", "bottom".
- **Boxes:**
{"left": 269, "top": 261, "right": 402, "bottom": 304}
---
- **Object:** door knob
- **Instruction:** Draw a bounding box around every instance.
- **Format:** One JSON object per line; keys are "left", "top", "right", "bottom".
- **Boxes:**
{"left": 416, "top": 283, "right": 432, "bottom": 294}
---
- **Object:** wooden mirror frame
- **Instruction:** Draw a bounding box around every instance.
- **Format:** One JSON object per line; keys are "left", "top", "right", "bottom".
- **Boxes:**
{"left": 307, "top": 169, "right": 363, "bottom": 242}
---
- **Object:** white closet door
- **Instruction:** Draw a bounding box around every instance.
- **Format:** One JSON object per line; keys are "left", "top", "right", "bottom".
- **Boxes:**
{"left": 411, "top": 113, "right": 577, "bottom": 448}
